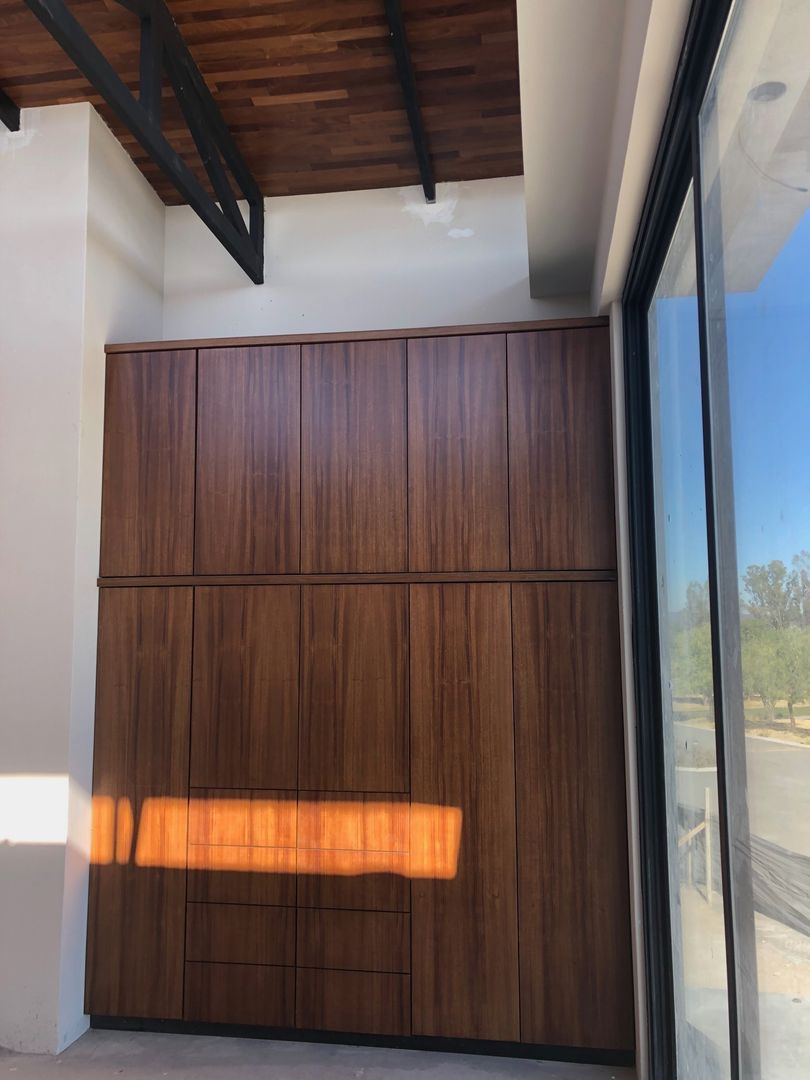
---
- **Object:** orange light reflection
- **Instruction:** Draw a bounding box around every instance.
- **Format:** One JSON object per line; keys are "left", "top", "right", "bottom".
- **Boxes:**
{"left": 91, "top": 796, "right": 462, "bottom": 880}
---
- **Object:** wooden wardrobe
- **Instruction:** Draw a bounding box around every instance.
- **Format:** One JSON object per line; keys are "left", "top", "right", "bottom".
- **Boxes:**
{"left": 86, "top": 318, "right": 634, "bottom": 1059}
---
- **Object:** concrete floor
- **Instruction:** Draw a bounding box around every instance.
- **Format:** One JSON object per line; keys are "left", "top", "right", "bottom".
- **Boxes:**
{"left": 0, "top": 1031, "right": 635, "bottom": 1080}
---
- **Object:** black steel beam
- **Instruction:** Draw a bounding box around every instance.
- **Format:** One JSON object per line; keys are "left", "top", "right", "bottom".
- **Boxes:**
{"left": 383, "top": 0, "right": 435, "bottom": 203}
{"left": 23, "top": 0, "right": 264, "bottom": 283}
{"left": 0, "top": 86, "right": 20, "bottom": 132}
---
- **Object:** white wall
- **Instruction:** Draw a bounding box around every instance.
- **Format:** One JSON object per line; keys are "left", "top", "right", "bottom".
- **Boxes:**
{"left": 161, "top": 177, "right": 587, "bottom": 341}
{"left": 0, "top": 103, "right": 163, "bottom": 1054}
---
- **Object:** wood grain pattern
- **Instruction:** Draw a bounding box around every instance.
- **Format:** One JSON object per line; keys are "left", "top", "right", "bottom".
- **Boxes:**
{"left": 512, "top": 583, "right": 633, "bottom": 1050}
{"left": 86, "top": 587, "right": 192, "bottom": 1018}
{"left": 99, "top": 351, "right": 195, "bottom": 577}
{"left": 297, "top": 909, "right": 409, "bottom": 973}
{"left": 190, "top": 586, "right": 300, "bottom": 789}
{"left": 508, "top": 328, "right": 617, "bottom": 570}
{"left": 195, "top": 346, "right": 300, "bottom": 574}
{"left": 93, "top": 588, "right": 192, "bottom": 795}
{"left": 299, "top": 586, "right": 408, "bottom": 792}
{"left": 86, "top": 848, "right": 187, "bottom": 1017}
{"left": 409, "top": 584, "right": 519, "bottom": 1041}
{"left": 0, "top": 2, "right": 521, "bottom": 203}
{"left": 295, "top": 969, "right": 410, "bottom": 1036}
{"left": 408, "top": 335, "right": 509, "bottom": 571}
{"left": 302, "top": 341, "right": 407, "bottom": 572}
{"left": 187, "top": 844, "right": 296, "bottom": 907}
{"left": 184, "top": 961, "right": 294, "bottom": 1026}
{"left": 296, "top": 850, "right": 410, "bottom": 913}
{"left": 186, "top": 902, "right": 294, "bottom": 966}
{"left": 105, "top": 318, "right": 608, "bottom": 355}
{"left": 188, "top": 788, "right": 297, "bottom": 848}
{"left": 297, "top": 792, "right": 409, "bottom": 853}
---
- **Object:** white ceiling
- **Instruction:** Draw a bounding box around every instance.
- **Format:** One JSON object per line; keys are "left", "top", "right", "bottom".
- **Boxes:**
{"left": 516, "top": 0, "right": 692, "bottom": 310}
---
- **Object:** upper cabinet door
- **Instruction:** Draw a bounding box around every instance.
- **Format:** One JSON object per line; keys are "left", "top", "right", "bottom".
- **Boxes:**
{"left": 100, "top": 351, "right": 196, "bottom": 577}
{"left": 196, "top": 346, "right": 300, "bottom": 574}
{"left": 302, "top": 341, "right": 407, "bottom": 572}
{"left": 508, "top": 328, "right": 616, "bottom": 570}
{"left": 408, "top": 335, "right": 509, "bottom": 571}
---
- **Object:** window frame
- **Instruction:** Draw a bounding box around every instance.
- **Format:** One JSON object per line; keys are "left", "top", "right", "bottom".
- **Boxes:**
{"left": 620, "top": 0, "right": 763, "bottom": 1077}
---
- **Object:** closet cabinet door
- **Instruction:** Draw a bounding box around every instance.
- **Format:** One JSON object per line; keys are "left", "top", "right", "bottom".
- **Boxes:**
{"left": 299, "top": 585, "right": 408, "bottom": 793}
{"left": 196, "top": 346, "right": 300, "bottom": 573}
{"left": 512, "top": 583, "right": 633, "bottom": 1050}
{"left": 508, "top": 328, "right": 616, "bottom": 570}
{"left": 408, "top": 335, "right": 509, "bottom": 571}
{"left": 191, "top": 586, "right": 299, "bottom": 790}
{"left": 86, "top": 587, "right": 192, "bottom": 1018}
{"left": 302, "top": 341, "right": 407, "bottom": 572}
{"left": 409, "top": 584, "right": 519, "bottom": 1041}
{"left": 100, "top": 351, "right": 196, "bottom": 577}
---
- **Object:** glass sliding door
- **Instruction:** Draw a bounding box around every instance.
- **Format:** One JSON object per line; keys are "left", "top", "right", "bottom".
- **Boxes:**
{"left": 697, "top": 2, "right": 810, "bottom": 1076}
{"left": 624, "top": 0, "right": 810, "bottom": 1075}
{"left": 648, "top": 189, "right": 732, "bottom": 1079}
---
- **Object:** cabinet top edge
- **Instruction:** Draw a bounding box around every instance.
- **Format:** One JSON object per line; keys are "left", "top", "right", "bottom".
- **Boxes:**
{"left": 105, "top": 317, "right": 609, "bottom": 355}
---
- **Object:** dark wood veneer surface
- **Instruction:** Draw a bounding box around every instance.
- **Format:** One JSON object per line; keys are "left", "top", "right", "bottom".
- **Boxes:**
{"left": 88, "top": 319, "right": 633, "bottom": 1056}
{"left": 184, "top": 962, "right": 294, "bottom": 1027}
{"left": 93, "top": 587, "right": 192, "bottom": 796}
{"left": 512, "top": 583, "right": 633, "bottom": 1050}
{"left": 195, "top": 346, "right": 300, "bottom": 574}
{"left": 302, "top": 340, "right": 407, "bottom": 572}
{"left": 297, "top": 909, "right": 410, "bottom": 973}
{"left": 409, "top": 583, "right": 519, "bottom": 1041}
{"left": 191, "top": 586, "right": 300, "bottom": 789}
{"left": 296, "top": 969, "right": 410, "bottom": 1036}
{"left": 300, "top": 585, "right": 408, "bottom": 792}
{"left": 100, "top": 351, "right": 196, "bottom": 577}
{"left": 86, "top": 587, "right": 192, "bottom": 1018}
{"left": 408, "top": 335, "right": 509, "bottom": 571}
{"left": 508, "top": 328, "right": 617, "bottom": 570}
{"left": 186, "top": 902, "right": 295, "bottom": 967}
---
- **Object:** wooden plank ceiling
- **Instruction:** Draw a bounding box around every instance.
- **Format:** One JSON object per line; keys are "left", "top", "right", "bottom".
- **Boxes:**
{"left": 0, "top": 0, "right": 523, "bottom": 204}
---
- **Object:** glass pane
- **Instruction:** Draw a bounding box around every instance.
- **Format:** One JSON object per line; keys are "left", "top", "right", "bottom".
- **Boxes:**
{"left": 649, "top": 189, "right": 731, "bottom": 1078}
{"left": 699, "top": 0, "right": 810, "bottom": 1076}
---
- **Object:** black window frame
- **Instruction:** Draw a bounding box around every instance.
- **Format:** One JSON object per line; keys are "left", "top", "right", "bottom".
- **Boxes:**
{"left": 621, "top": 0, "right": 764, "bottom": 1077}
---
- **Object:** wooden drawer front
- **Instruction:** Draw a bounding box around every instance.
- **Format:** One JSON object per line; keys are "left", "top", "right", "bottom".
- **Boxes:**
{"left": 187, "top": 845, "right": 296, "bottom": 907}
{"left": 185, "top": 903, "right": 294, "bottom": 967}
{"left": 297, "top": 909, "right": 410, "bottom": 973}
{"left": 189, "top": 789, "right": 297, "bottom": 848}
{"left": 184, "top": 962, "right": 294, "bottom": 1027}
{"left": 297, "top": 793, "right": 408, "bottom": 853}
{"left": 296, "top": 969, "right": 410, "bottom": 1036}
{"left": 297, "top": 849, "right": 410, "bottom": 913}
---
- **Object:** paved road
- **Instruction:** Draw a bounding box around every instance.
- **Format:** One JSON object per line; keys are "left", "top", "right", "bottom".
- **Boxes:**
{"left": 674, "top": 721, "right": 810, "bottom": 856}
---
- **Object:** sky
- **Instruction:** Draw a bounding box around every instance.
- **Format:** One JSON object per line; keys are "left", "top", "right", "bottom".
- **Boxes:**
{"left": 652, "top": 206, "right": 810, "bottom": 612}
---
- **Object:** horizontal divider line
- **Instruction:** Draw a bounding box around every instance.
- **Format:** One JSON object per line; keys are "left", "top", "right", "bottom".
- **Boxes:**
{"left": 186, "top": 960, "right": 410, "bottom": 976}
{"left": 187, "top": 901, "right": 409, "bottom": 914}
{"left": 98, "top": 570, "right": 618, "bottom": 587}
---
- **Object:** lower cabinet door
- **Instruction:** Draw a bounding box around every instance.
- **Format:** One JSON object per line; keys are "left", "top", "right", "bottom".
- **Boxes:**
{"left": 184, "top": 962, "right": 294, "bottom": 1027}
{"left": 409, "top": 584, "right": 520, "bottom": 1042}
{"left": 512, "top": 583, "right": 634, "bottom": 1050}
{"left": 85, "top": 587, "right": 192, "bottom": 1019}
{"left": 296, "top": 969, "right": 411, "bottom": 1035}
